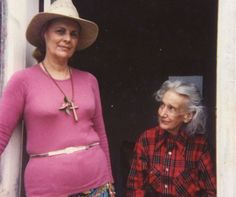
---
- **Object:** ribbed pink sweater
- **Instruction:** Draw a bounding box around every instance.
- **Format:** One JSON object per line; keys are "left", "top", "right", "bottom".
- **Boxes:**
{"left": 0, "top": 64, "right": 113, "bottom": 196}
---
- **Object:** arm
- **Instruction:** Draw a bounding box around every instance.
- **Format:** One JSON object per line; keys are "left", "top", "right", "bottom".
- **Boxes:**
{"left": 174, "top": 136, "right": 216, "bottom": 197}
{"left": 90, "top": 74, "right": 114, "bottom": 181}
{"left": 198, "top": 142, "right": 216, "bottom": 197}
{"left": 0, "top": 72, "right": 25, "bottom": 155}
{"left": 126, "top": 135, "right": 148, "bottom": 197}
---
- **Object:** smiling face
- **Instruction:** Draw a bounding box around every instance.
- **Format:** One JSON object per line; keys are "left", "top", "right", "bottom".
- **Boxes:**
{"left": 43, "top": 18, "right": 80, "bottom": 61}
{"left": 158, "top": 90, "right": 193, "bottom": 135}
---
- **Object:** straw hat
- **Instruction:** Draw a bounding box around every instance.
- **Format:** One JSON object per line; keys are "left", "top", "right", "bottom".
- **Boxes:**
{"left": 26, "top": 0, "right": 99, "bottom": 50}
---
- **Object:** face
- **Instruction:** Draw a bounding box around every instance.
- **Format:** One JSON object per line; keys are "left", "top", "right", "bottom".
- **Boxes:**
{"left": 158, "top": 90, "right": 192, "bottom": 135}
{"left": 43, "top": 18, "right": 80, "bottom": 61}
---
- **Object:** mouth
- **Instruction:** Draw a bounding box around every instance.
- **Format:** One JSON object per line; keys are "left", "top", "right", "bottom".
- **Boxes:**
{"left": 159, "top": 118, "right": 169, "bottom": 124}
{"left": 58, "top": 46, "right": 71, "bottom": 51}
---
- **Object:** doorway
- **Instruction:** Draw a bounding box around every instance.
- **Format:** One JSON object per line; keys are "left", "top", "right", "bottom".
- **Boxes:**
{"left": 72, "top": 0, "right": 217, "bottom": 196}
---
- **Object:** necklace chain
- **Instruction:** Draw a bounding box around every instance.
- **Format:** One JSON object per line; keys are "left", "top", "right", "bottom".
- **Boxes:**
{"left": 41, "top": 62, "right": 79, "bottom": 122}
{"left": 41, "top": 62, "right": 74, "bottom": 101}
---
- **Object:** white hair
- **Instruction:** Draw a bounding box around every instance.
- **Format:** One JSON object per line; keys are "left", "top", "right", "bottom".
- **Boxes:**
{"left": 155, "top": 80, "right": 207, "bottom": 135}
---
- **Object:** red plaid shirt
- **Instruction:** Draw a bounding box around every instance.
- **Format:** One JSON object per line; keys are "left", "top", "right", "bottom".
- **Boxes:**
{"left": 126, "top": 126, "right": 216, "bottom": 197}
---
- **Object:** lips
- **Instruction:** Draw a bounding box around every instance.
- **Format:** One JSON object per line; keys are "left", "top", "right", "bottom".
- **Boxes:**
{"left": 58, "top": 45, "right": 71, "bottom": 50}
{"left": 159, "top": 118, "right": 169, "bottom": 125}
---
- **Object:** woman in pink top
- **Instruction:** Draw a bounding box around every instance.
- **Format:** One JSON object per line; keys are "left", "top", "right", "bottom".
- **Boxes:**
{"left": 0, "top": 0, "right": 115, "bottom": 196}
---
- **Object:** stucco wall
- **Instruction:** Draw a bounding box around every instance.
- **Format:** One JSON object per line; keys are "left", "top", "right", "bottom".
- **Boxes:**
{"left": 217, "top": 0, "right": 236, "bottom": 196}
{"left": 0, "top": 0, "right": 38, "bottom": 196}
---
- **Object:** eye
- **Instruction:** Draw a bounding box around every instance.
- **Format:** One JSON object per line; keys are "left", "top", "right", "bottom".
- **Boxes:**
{"left": 167, "top": 105, "right": 176, "bottom": 113}
{"left": 159, "top": 102, "right": 165, "bottom": 109}
{"left": 55, "top": 28, "right": 66, "bottom": 35}
{"left": 71, "top": 31, "right": 79, "bottom": 38}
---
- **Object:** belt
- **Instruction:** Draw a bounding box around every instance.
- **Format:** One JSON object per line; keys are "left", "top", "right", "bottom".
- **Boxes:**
{"left": 30, "top": 142, "right": 99, "bottom": 158}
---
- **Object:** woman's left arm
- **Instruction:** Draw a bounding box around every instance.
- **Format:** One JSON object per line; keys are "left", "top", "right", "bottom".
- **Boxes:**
{"left": 90, "top": 74, "right": 114, "bottom": 182}
{"left": 198, "top": 141, "right": 217, "bottom": 197}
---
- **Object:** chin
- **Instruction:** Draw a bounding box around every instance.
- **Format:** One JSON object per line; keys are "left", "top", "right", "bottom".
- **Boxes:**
{"left": 56, "top": 54, "right": 72, "bottom": 60}
{"left": 56, "top": 50, "right": 73, "bottom": 56}
{"left": 159, "top": 123, "right": 170, "bottom": 130}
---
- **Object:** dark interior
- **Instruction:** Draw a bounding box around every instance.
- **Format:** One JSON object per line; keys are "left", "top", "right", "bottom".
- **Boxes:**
{"left": 22, "top": 0, "right": 218, "bottom": 196}
{"left": 72, "top": 0, "right": 217, "bottom": 196}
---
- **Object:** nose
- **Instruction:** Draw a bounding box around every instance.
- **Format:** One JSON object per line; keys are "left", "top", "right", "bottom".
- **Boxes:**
{"left": 158, "top": 106, "right": 168, "bottom": 117}
{"left": 63, "top": 33, "right": 71, "bottom": 42}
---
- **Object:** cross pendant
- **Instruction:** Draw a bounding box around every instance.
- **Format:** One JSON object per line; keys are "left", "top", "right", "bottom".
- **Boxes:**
{"left": 59, "top": 97, "right": 79, "bottom": 122}
{"left": 69, "top": 101, "right": 79, "bottom": 122}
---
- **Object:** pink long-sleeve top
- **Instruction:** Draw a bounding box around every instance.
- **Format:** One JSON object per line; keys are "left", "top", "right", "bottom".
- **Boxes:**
{"left": 0, "top": 64, "right": 113, "bottom": 196}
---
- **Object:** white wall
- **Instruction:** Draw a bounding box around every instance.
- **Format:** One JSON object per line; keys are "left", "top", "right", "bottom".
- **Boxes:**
{"left": 0, "top": 0, "right": 38, "bottom": 196}
{"left": 217, "top": 0, "right": 236, "bottom": 196}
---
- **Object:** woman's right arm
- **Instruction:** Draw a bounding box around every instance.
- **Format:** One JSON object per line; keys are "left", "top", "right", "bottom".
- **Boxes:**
{"left": 126, "top": 135, "right": 148, "bottom": 197}
{"left": 0, "top": 72, "right": 26, "bottom": 154}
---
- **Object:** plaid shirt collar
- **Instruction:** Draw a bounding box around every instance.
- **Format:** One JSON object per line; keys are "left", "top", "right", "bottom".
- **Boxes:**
{"left": 155, "top": 127, "right": 188, "bottom": 155}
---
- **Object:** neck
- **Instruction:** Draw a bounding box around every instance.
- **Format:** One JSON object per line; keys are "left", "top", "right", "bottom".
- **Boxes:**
{"left": 41, "top": 59, "right": 71, "bottom": 80}
{"left": 167, "top": 128, "right": 180, "bottom": 135}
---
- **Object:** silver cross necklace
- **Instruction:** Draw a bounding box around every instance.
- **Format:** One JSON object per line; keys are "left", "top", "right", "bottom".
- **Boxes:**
{"left": 41, "top": 62, "right": 78, "bottom": 122}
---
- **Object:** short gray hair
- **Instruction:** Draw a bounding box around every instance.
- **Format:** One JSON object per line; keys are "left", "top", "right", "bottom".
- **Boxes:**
{"left": 155, "top": 80, "right": 207, "bottom": 135}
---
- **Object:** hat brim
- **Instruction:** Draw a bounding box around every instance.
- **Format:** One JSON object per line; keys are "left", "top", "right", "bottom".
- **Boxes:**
{"left": 26, "top": 12, "right": 99, "bottom": 51}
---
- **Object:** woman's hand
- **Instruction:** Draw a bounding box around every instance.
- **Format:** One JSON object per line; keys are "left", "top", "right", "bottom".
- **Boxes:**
{"left": 107, "top": 182, "right": 116, "bottom": 197}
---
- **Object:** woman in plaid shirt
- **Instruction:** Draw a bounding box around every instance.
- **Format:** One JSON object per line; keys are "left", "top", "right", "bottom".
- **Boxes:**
{"left": 127, "top": 80, "right": 216, "bottom": 197}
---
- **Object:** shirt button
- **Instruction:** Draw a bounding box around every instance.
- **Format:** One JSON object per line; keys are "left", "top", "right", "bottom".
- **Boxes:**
{"left": 164, "top": 184, "right": 168, "bottom": 189}
{"left": 165, "top": 168, "right": 169, "bottom": 172}
{"left": 168, "top": 151, "right": 172, "bottom": 156}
